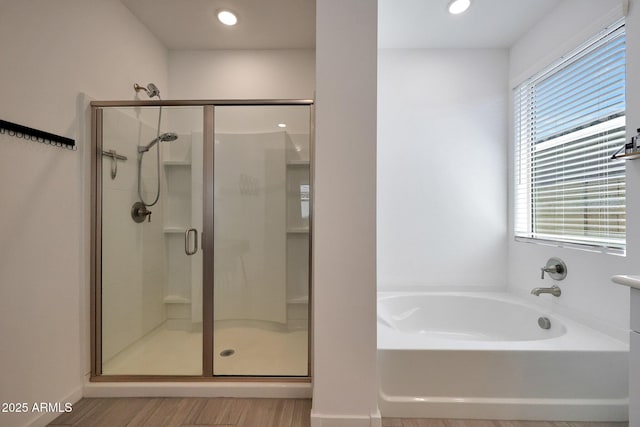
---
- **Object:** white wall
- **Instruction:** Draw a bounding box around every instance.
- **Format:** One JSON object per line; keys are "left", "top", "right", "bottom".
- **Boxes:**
{"left": 167, "top": 49, "right": 315, "bottom": 137}
{"left": 169, "top": 49, "right": 315, "bottom": 100}
{"left": 0, "top": 1, "right": 168, "bottom": 425}
{"left": 507, "top": 0, "right": 633, "bottom": 337}
{"left": 377, "top": 49, "right": 508, "bottom": 290}
{"left": 313, "top": 0, "right": 379, "bottom": 426}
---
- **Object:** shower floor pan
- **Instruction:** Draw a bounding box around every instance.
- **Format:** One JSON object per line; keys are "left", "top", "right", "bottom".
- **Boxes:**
{"left": 102, "top": 321, "right": 308, "bottom": 376}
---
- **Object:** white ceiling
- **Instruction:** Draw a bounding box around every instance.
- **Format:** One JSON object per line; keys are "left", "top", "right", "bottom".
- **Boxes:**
{"left": 121, "top": 0, "right": 562, "bottom": 51}
{"left": 380, "top": 0, "right": 562, "bottom": 49}
{"left": 120, "top": 0, "right": 316, "bottom": 50}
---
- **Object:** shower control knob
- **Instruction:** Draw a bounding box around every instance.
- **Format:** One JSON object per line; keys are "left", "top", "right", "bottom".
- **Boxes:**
{"left": 131, "top": 201, "right": 152, "bottom": 223}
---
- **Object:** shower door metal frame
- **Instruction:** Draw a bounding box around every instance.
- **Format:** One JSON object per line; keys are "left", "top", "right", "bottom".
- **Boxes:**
{"left": 90, "top": 99, "right": 314, "bottom": 382}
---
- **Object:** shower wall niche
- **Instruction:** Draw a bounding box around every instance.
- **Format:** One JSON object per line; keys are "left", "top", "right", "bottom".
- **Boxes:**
{"left": 161, "top": 129, "right": 204, "bottom": 331}
{"left": 285, "top": 131, "right": 311, "bottom": 330}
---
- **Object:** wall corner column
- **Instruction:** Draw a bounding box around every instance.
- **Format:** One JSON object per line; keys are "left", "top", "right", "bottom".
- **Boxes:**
{"left": 312, "top": 0, "right": 379, "bottom": 426}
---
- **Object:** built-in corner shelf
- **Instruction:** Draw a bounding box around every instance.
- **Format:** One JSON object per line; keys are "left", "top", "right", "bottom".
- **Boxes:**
{"left": 163, "top": 295, "right": 191, "bottom": 304}
{"left": 163, "top": 227, "right": 185, "bottom": 234}
{"left": 287, "top": 296, "right": 309, "bottom": 304}
{"left": 163, "top": 159, "right": 191, "bottom": 166}
{"left": 285, "top": 152, "right": 311, "bottom": 328}
{"left": 287, "top": 227, "right": 309, "bottom": 234}
{"left": 286, "top": 160, "right": 310, "bottom": 167}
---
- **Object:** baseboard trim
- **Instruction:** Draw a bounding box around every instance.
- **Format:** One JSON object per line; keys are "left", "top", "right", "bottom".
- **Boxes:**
{"left": 310, "top": 409, "right": 381, "bottom": 427}
{"left": 84, "top": 378, "right": 312, "bottom": 399}
{"left": 379, "top": 394, "right": 628, "bottom": 422}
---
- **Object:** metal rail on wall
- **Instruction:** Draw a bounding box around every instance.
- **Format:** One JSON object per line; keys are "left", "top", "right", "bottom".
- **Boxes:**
{"left": 0, "top": 119, "right": 76, "bottom": 150}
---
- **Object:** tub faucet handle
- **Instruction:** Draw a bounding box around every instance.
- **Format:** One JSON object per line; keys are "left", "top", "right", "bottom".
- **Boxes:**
{"left": 540, "top": 257, "right": 567, "bottom": 281}
{"left": 541, "top": 265, "right": 558, "bottom": 279}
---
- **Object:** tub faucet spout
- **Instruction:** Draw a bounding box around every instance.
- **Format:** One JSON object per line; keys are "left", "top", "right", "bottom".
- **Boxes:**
{"left": 531, "top": 285, "right": 561, "bottom": 297}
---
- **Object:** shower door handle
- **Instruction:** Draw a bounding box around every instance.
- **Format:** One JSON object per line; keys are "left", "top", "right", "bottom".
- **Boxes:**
{"left": 185, "top": 228, "right": 198, "bottom": 256}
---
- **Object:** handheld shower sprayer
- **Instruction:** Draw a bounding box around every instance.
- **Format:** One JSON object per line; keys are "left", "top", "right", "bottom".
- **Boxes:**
{"left": 138, "top": 132, "right": 178, "bottom": 153}
{"left": 131, "top": 82, "right": 173, "bottom": 210}
{"left": 134, "top": 82, "right": 161, "bottom": 99}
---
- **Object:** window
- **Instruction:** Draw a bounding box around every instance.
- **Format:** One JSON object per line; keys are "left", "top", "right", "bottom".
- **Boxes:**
{"left": 514, "top": 22, "right": 626, "bottom": 252}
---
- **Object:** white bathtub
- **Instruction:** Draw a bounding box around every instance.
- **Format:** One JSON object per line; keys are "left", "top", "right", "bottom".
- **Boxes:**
{"left": 377, "top": 291, "right": 629, "bottom": 421}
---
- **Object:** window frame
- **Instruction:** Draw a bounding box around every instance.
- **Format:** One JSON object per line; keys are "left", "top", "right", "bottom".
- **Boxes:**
{"left": 513, "top": 20, "right": 627, "bottom": 255}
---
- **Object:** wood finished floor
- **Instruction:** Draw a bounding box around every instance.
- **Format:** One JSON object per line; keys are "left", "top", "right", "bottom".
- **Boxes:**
{"left": 48, "top": 398, "right": 310, "bottom": 427}
{"left": 48, "top": 398, "right": 629, "bottom": 427}
{"left": 382, "top": 420, "right": 628, "bottom": 427}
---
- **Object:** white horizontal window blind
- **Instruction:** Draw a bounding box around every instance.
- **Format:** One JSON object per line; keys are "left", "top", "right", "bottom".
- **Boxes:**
{"left": 514, "top": 22, "right": 626, "bottom": 252}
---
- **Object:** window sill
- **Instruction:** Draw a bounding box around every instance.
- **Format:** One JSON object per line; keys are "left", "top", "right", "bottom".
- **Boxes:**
{"left": 514, "top": 236, "right": 625, "bottom": 257}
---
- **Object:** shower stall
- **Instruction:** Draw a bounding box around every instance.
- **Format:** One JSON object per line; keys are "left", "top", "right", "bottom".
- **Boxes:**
{"left": 90, "top": 100, "right": 313, "bottom": 380}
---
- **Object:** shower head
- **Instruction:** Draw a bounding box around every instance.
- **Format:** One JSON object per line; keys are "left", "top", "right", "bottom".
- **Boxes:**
{"left": 138, "top": 132, "right": 178, "bottom": 153}
{"left": 146, "top": 83, "right": 160, "bottom": 98}
{"left": 134, "top": 82, "right": 161, "bottom": 99}
{"left": 159, "top": 132, "right": 178, "bottom": 142}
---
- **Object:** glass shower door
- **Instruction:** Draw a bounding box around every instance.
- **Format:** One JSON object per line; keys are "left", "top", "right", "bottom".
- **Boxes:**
{"left": 99, "top": 106, "right": 204, "bottom": 376}
{"left": 94, "top": 102, "right": 312, "bottom": 379}
{"left": 212, "top": 105, "right": 311, "bottom": 376}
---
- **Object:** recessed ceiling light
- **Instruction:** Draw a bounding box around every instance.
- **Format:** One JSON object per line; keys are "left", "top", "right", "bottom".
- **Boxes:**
{"left": 277, "top": 123, "right": 287, "bottom": 128}
{"left": 448, "top": 0, "right": 471, "bottom": 14}
{"left": 217, "top": 10, "right": 238, "bottom": 26}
